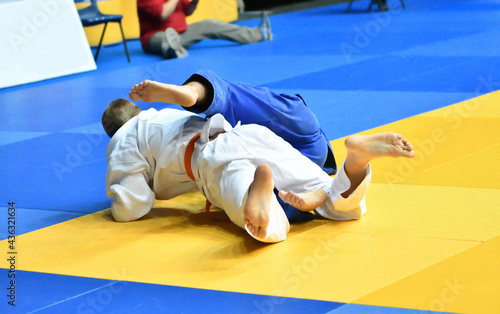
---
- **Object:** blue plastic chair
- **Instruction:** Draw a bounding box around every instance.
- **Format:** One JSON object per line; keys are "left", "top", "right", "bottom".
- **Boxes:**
{"left": 346, "top": 0, "right": 406, "bottom": 12}
{"left": 77, "top": 0, "right": 130, "bottom": 63}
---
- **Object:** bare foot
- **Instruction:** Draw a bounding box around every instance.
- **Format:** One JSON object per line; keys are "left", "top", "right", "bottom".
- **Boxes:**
{"left": 129, "top": 80, "right": 197, "bottom": 107}
{"left": 278, "top": 189, "right": 328, "bottom": 212}
{"left": 244, "top": 164, "right": 274, "bottom": 239}
{"left": 345, "top": 132, "right": 415, "bottom": 164}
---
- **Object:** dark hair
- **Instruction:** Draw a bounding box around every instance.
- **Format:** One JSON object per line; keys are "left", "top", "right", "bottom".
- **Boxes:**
{"left": 102, "top": 99, "right": 141, "bottom": 137}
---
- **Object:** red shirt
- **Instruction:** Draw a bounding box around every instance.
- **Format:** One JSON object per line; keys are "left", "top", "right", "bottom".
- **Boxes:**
{"left": 137, "top": 0, "right": 194, "bottom": 51}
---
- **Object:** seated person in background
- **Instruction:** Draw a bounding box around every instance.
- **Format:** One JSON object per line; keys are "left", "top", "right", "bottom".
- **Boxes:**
{"left": 102, "top": 100, "right": 415, "bottom": 243}
{"left": 137, "top": 0, "right": 272, "bottom": 59}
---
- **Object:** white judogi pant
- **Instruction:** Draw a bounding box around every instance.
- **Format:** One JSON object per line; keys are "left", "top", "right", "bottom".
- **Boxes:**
{"left": 191, "top": 117, "right": 371, "bottom": 243}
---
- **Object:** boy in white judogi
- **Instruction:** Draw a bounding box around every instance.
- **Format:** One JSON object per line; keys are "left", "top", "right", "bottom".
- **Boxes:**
{"left": 103, "top": 99, "right": 415, "bottom": 243}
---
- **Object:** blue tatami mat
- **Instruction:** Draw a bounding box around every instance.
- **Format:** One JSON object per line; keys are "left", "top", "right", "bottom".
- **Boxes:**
{"left": 0, "top": 269, "right": 342, "bottom": 314}
{"left": 328, "top": 304, "right": 446, "bottom": 314}
{"left": 0, "top": 269, "right": 446, "bottom": 313}
{"left": 2, "top": 0, "right": 500, "bottom": 235}
{"left": 0, "top": 7, "right": 499, "bottom": 314}
{"left": 0, "top": 207, "right": 83, "bottom": 240}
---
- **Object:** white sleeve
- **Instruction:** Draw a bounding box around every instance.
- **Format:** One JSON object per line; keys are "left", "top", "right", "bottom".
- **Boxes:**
{"left": 106, "top": 163, "right": 155, "bottom": 222}
{"left": 315, "top": 163, "right": 372, "bottom": 221}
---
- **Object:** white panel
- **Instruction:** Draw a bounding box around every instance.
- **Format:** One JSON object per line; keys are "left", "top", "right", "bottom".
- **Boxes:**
{"left": 0, "top": 0, "right": 96, "bottom": 89}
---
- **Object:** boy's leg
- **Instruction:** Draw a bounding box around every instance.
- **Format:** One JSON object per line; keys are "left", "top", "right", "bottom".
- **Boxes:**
{"left": 191, "top": 132, "right": 290, "bottom": 243}
{"left": 146, "top": 29, "right": 188, "bottom": 59}
{"left": 244, "top": 164, "right": 274, "bottom": 239}
{"left": 179, "top": 19, "right": 262, "bottom": 47}
{"left": 183, "top": 70, "right": 335, "bottom": 171}
{"left": 130, "top": 70, "right": 336, "bottom": 174}
{"left": 231, "top": 124, "right": 335, "bottom": 208}
{"left": 129, "top": 79, "right": 205, "bottom": 108}
{"left": 275, "top": 192, "right": 316, "bottom": 223}
{"left": 279, "top": 133, "right": 415, "bottom": 219}
{"left": 244, "top": 164, "right": 292, "bottom": 243}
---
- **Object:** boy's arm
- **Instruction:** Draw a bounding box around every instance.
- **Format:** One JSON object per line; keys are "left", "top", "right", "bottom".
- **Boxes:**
{"left": 106, "top": 164, "right": 155, "bottom": 222}
{"left": 137, "top": 0, "right": 180, "bottom": 20}
{"left": 161, "top": 0, "right": 181, "bottom": 20}
{"left": 183, "top": 0, "right": 199, "bottom": 16}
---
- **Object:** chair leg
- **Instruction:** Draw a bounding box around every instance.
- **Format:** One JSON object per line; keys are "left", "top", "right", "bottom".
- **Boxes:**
{"left": 369, "top": 0, "right": 388, "bottom": 12}
{"left": 94, "top": 22, "right": 108, "bottom": 62}
{"left": 346, "top": 0, "right": 354, "bottom": 13}
{"left": 118, "top": 21, "right": 130, "bottom": 63}
{"left": 378, "top": 0, "right": 388, "bottom": 11}
{"left": 368, "top": 0, "right": 376, "bottom": 12}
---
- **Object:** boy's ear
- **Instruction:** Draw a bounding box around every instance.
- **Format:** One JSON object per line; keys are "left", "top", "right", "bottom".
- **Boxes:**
{"left": 102, "top": 118, "right": 115, "bottom": 138}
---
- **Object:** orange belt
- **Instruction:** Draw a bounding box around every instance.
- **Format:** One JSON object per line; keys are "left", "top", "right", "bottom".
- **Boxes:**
{"left": 184, "top": 132, "right": 201, "bottom": 182}
{"left": 184, "top": 132, "right": 228, "bottom": 221}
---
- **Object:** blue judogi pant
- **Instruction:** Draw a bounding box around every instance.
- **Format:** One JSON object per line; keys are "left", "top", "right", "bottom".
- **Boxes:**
{"left": 184, "top": 69, "right": 337, "bottom": 222}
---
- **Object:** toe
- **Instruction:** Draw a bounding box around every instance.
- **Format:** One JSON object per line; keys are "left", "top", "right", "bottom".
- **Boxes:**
{"left": 129, "top": 92, "right": 141, "bottom": 101}
{"left": 281, "top": 191, "right": 293, "bottom": 204}
{"left": 257, "top": 226, "right": 267, "bottom": 238}
{"left": 278, "top": 190, "right": 287, "bottom": 201}
{"left": 402, "top": 149, "right": 416, "bottom": 158}
{"left": 299, "top": 198, "right": 305, "bottom": 208}
{"left": 246, "top": 222, "right": 254, "bottom": 234}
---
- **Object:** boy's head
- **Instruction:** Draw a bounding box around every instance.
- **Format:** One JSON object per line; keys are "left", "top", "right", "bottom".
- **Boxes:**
{"left": 102, "top": 99, "right": 142, "bottom": 138}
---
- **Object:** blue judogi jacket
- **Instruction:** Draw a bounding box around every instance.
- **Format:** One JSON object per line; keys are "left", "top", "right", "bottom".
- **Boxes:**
{"left": 184, "top": 69, "right": 337, "bottom": 222}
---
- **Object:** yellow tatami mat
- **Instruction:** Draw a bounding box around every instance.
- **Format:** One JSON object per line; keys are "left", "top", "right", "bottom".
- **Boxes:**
{"left": 2, "top": 199, "right": 478, "bottom": 303}
{"left": 331, "top": 91, "right": 500, "bottom": 189}
{"left": 354, "top": 235, "right": 500, "bottom": 313}
{"left": 1, "top": 91, "right": 499, "bottom": 312}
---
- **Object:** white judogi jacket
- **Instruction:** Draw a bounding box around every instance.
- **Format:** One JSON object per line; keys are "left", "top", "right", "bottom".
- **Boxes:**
{"left": 106, "top": 109, "right": 371, "bottom": 243}
{"left": 105, "top": 108, "right": 206, "bottom": 222}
